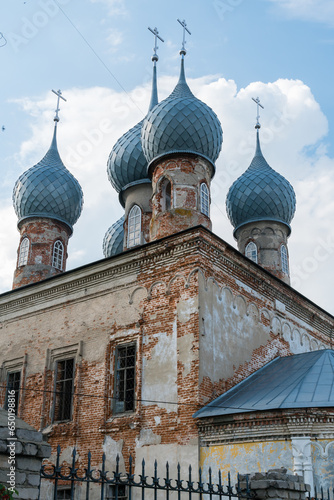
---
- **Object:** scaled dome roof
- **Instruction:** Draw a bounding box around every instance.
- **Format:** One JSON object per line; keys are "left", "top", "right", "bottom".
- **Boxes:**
{"left": 107, "top": 63, "right": 159, "bottom": 193}
{"left": 141, "top": 57, "right": 223, "bottom": 172}
{"left": 103, "top": 216, "right": 124, "bottom": 257}
{"left": 226, "top": 130, "right": 296, "bottom": 235}
{"left": 12, "top": 126, "right": 83, "bottom": 233}
{"left": 107, "top": 121, "right": 148, "bottom": 193}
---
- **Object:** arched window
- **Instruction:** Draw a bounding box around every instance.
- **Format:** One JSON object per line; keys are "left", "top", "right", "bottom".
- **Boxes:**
{"left": 200, "top": 183, "right": 209, "bottom": 216}
{"left": 161, "top": 178, "right": 172, "bottom": 211}
{"left": 245, "top": 241, "right": 258, "bottom": 263}
{"left": 281, "top": 244, "right": 289, "bottom": 275}
{"left": 52, "top": 240, "right": 64, "bottom": 270}
{"left": 18, "top": 238, "right": 29, "bottom": 266}
{"left": 128, "top": 205, "right": 141, "bottom": 248}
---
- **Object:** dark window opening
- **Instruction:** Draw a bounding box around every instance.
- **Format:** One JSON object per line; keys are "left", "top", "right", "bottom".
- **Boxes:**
{"left": 53, "top": 358, "right": 74, "bottom": 422}
{"left": 56, "top": 489, "right": 72, "bottom": 500}
{"left": 5, "top": 371, "right": 21, "bottom": 415}
{"left": 114, "top": 345, "right": 136, "bottom": 414}
{"left": 106, "top": 484, "right": 127, "bottom": 500}
{"left": 165, "top": 181, "right": 171, "bottom": 210}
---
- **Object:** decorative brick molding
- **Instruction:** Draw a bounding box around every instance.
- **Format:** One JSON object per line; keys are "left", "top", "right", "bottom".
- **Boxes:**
{"left": 0, "top": 409, "right": 51, "bottom": 500}
{"left": 239, "top": 468, "right": 311, "bottom": 500}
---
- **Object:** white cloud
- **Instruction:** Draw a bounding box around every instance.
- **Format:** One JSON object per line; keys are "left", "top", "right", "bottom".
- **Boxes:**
{"left": 106, "top": 28, "right": 124, "bottom": 52}
{"left": 90, "top": 0, "right": 127, "bottom": 16}
{"left": 2, "top": 74, "right": 334, "bottom": 315}
{"left": 267, "top": 0, "right": 334, "bottom": 26}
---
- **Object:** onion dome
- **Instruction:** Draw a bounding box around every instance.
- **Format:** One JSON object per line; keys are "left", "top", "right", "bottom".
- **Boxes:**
{"left": 226, "top": 129, "right": 296, "bottom": 236}
{"left": 103, "top": 216, "right": 124, "bottom": 257}
{"left": 107, "top": 60, "right": 159, "bottom": 194}
{"left": 141, "top": 55, "right": 223, "bottom": 173}
{"left": 12, "top": 124, "right": 83, "bottom": 233}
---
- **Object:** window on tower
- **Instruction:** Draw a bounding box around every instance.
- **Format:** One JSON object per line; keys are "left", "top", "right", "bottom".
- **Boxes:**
{"left": 52, "top": 240, "right": 64, "bottom": 270}
{"left": 281, "top": 244, "right": 289, "bottom": 275}
{"left": 245, "top": 241, "right": 258, "bottom": 263}
{"left": 18, "top": 237, "right": 29, "bottom": 266}
{"left": 128, "top": 205, "right": 141, "bottom": 248}
{"left": 200, "top": 182, "right": 209, "bottom": 216}
{"left": 161, "top": 178, "right": 172, "bottom": 211}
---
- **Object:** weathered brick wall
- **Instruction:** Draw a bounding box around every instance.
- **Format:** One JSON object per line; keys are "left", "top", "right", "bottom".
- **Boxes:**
{"left": 150, "top": 155, "right": 212, "bottom": 240}
{"left": 13, "top": 217, "right": 71, "bottom": 289}
{"left": 0, "top": 227, "right": 333, "bottom": 480}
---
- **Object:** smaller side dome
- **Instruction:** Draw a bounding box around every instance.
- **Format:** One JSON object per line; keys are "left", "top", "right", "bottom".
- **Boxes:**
{"left": 12, "top": 126, "right": 83, "bottom": 232}
{"left": 141, "top": 57, "right": 223, "bottom": 173}
{"left": 107, "top": 122, "right": 149, "bottom": 193}
{"left": 226, "top": 130, "right": 296, "bottom": 235}
{"left": 103, "top": 216, "right": 124, "bottom": 257}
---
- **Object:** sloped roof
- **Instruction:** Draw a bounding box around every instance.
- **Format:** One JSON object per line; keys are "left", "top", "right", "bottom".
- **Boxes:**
{"left": 194, "top": 350, "right": 334, "bottom": 419}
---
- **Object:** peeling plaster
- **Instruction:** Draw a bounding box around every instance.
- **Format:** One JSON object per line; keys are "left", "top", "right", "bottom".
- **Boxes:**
{"left": 136, "top": 428, "right": 161, "bottom": 447}
{"left": 178, "top": 333, "right": 196, "bottom": 377}
{"left": 142, "top": 328, "right": 177, "bottom": 411}
{"left": 103, "top": 436, "right": 125, "bottom": 473}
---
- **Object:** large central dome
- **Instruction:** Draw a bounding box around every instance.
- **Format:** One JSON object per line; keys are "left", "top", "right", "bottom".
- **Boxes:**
{"left": 141, "top": 57, "right": 223, "bottom": 173}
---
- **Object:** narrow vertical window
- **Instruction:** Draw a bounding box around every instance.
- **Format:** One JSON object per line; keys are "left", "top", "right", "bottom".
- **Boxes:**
{"left": 53, "top": 358, "right": 74, "bottom": 422}
{"left": 114, "top": 344, "right": 136, "bottom": 414}
{"left": 200, "top": 183, "right": 209, "bottom": 216}
{"left": 161, "top": 178, "right": 172, "bottom": 211}
{"left": 5, "top": 371, "right": 21, "bottom": 415}
{"left": 128, "top": 205, "right": 141, "bottom": 248}
{"left": 52, "top": 240, "right": 64, "bottom": 270}
{"left": 245, "top": 241, "right": 258, "bottom": 263}
{"left": 18, "top": 238, "right": 29, "bottom": 266}
{"left": 281, "top": 244, "right": 289, "bottom": 275}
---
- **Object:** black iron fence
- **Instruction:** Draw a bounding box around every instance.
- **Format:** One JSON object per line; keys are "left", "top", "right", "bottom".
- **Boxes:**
{"left": 38, "top": 446, "right": 254, "bottom": 500}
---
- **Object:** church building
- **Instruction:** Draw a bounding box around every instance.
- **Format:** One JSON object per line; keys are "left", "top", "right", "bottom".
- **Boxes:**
{"left": 1, "top": 22, "right": 334, "bottom": 499}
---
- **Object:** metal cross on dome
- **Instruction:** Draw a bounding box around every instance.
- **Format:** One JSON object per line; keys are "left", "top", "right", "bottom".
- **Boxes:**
{"left": 52, "top": 89, "right": 67, "bottom": 122}
{"left": 252, "top": 96, "right": 264, "bottom": 129}
{"left": 177, "top": 18, "right": 191, "bottom": 54}
{"left": 148, "top": 27, "right": 164, "bottom": 60}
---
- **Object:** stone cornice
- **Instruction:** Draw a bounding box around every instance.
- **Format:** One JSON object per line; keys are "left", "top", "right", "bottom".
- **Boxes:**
{"left": 197, "top": 409, "right": 334, "bottom": 445}
{"left": 0, "top": 227, "right": 333, "bottom": 338}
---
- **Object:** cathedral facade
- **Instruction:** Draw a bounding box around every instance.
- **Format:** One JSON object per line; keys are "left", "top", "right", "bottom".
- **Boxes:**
{"left": 1, "top": 27, "right": 334, "bottom": 498}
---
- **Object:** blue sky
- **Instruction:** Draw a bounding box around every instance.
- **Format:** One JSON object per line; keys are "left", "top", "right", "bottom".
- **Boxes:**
{"left": 1, "top": 0, "right": 334, "bottom": 314}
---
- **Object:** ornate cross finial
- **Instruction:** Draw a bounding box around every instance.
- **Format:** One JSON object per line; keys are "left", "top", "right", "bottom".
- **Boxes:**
{"left": 52, "top": 89, "right": 67, "bottom": 123}
{"left": 177, "top": 18, "right": 191, "bottom": 55}
{"left": 148, "top": 27, "right": 164, "bottom": 62}
{"left": 252, "top": 96, "right": 264, "bottom": 129}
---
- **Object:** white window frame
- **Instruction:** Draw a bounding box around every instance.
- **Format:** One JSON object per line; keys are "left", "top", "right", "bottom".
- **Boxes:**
{"left": 281, "top": 244, "right": 289, "bottom": 275}
{"left": 52, "top": 240, "right": 64, "bottom": 270}
{"left": 128, "top": 205, "right": 141, "bottom": 248}
{"left": 200, "top": 182, "right": 210, "bottom": 217}
{"left": 245, "top": 241, "right": 258, "bottom": 263}
{"left": 18, "top": 237, "right": 29, "bottom": 266}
